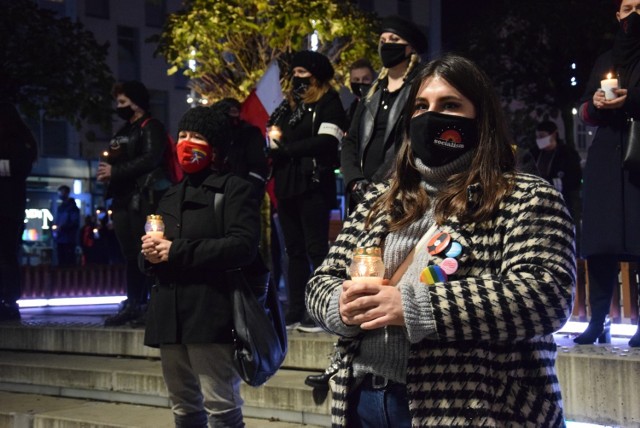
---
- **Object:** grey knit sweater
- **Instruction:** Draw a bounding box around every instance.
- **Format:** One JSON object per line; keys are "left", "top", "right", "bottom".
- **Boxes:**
{"left": 323, "top": 153, "right": 474, "bottom": 384}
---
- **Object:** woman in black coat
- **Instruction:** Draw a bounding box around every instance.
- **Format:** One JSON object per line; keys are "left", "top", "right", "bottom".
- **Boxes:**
{"left": 267, "top": 50, "right": 345, "bottom": 329}
{"left": 141, "top": 106, "right": 262, "bottom": 427}
{"left": 575, "top": 0, "right": 640, "bottom": 346}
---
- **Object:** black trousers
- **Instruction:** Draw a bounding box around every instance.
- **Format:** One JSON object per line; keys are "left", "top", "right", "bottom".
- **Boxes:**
{"left": 277, "top": 190, "right": 330, "bottom": 319}
{"left": 112, "top": 192, "right": 161, "bottom": 304}
{"left": 587, "top": 254, "right": 640, "bottom": 323}
{"left": 0, "top": 216, "right": 24, "bottom": 303}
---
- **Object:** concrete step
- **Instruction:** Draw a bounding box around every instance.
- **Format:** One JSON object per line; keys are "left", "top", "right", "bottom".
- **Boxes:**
{"left": 0, "top": 324, "right": 336, "bottom": 371}
{"left": 0, "top": 391, "right": 326, "bottom": 428}
{"left": 0, "top": 350, "right": 331, "bottom": 426}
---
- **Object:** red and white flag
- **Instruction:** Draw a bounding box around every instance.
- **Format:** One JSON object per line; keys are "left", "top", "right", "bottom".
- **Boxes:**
{"left": 240, "top": 61, "right": 284, "bottom": 136}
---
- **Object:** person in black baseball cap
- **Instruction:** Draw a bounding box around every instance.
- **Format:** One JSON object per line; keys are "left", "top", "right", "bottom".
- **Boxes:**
{"left": 380, "top": 15, "right": 429, "bottom": 56}
{"left": 314, "top": 15, "right": 429, "bottom": 389}
{"left": 341, "top": 14, "right": 429, "bottom": 213}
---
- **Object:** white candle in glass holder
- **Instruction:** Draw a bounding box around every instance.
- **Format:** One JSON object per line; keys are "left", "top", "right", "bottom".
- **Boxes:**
{"left": 145, "top": 215, "right": 165, "bottom": 239}
{"left": 600, "top": 73, "right": 619, "bottom": 100}
{"left": 349, "top": 247, "right": 385, "bottom": 285}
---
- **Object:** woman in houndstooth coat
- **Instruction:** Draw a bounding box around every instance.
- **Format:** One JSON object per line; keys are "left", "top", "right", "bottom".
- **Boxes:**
{"left": 305, "top": 55, "right": 575, "bottom": 428}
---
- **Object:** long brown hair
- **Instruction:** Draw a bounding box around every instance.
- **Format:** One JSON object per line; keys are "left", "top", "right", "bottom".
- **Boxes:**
{"left": 367, "top": 54, "right": 515, "bottom": 231}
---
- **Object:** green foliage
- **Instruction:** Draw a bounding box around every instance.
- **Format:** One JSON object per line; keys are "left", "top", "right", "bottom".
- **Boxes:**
{"left": 0, "top": 0, "right": 114, "bottom": 131}
{"left": 154, "top": 0, "right": 379, "bottom": 101}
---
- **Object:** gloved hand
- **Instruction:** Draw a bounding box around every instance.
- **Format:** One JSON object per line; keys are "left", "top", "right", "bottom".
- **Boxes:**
{"left": 350, "top": 179, "right": 370, "bottom": 205}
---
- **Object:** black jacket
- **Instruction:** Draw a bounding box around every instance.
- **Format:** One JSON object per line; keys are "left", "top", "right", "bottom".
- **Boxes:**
{"left": 269, "top": 89, "right": 345, "bottom": 203}
{"left": 106, "top": 115, "right": 170, "bottom": 206}
{"left": 144, "top": 172, "right": 261, "bottom": 346}
{"left": 340, "top": 69, "right": 419, "bottom": 191}
{"left": 227, "top": 121, "right": 269, "bottom": 200}
{"left": 530, "top": 141, "right": 582, "bottom": 221}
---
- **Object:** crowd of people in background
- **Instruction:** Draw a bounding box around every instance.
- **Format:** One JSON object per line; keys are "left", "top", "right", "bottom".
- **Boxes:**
{"left": 4, "top": 2, "right": 640, "bottom": 425}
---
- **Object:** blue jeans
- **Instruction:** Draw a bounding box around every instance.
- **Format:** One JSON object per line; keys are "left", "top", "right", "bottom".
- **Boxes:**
{"left": 347, "top": 376, "right": 411, "bottom": 428}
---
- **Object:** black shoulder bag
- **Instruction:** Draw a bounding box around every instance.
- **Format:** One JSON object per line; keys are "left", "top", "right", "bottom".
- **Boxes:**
{"left": 623, "top": 117, "right": 640, "bottom": 172}
{"left": 214, "top": 191, "right": 288, "bottom": 387}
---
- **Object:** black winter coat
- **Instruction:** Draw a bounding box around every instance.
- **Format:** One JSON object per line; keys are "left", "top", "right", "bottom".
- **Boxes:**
{"left": 144, "top": 172, "right": 261, "bottom": 347}
{"left": 269, "top": 90, "right": 344, "bottom": 203}
{"left": 579, "top": 50, "right": 640, "bottom": 258}
{"left": 340, "top": 69, "right": 419, "bottom": 191}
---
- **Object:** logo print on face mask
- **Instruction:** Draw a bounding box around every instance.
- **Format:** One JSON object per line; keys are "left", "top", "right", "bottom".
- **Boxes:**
{"left": 438, "top": 129, "right": 464, "bottom": 145}
{"left": 189, "top": 147, "right": 209, "bottom": 165}
{"left": 434, "top": 127, "right": 468, "bottom": 149}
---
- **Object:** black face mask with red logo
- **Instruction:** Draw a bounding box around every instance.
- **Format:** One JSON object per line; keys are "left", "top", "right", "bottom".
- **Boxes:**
{"left": 409, "top": 111, "right": 478, "bottom": 167}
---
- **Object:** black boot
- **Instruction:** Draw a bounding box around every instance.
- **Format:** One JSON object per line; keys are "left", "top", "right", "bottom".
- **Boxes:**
{"left": 629, "top": 319, "right": 640, "bottom": 347}
{"left": 575, "top": 256, "right": 618, "bottom": 345}
{"left": 574, "top": 316, "right": 611, "bottom": 344}
{"left": 104, "top": 299, "right": 142, "bottom": 327}
{"left": 305, "top": 348, "right": 340, "bottom": 388}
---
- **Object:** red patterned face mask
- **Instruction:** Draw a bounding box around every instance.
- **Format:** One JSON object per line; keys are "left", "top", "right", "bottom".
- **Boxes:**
{"left": 176, "top": 140, "right": 213, "bottom": 174}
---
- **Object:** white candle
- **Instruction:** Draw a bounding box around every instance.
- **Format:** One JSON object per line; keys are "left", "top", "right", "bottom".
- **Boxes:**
{"left": 600, "top": 73, "right": 619, "bottom": 100}
{"left": 146, "top": 231, "right": 164, "bottom": 239}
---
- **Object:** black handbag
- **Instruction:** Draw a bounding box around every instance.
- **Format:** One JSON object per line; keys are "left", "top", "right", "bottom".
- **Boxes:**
{"left": 214, "top": 186, "right": 287, "bottom": 387}
{"left": 227, "top": 268, "right": 288, "bottom": 387}
{"left": 623, "top": 118, "right": 640, "bottom": 172}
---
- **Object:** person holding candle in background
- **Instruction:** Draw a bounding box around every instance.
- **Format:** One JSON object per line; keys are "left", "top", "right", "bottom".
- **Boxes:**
{"left": 266, "top": 50, "right": 345, "bottom": 332}
{"left": 574, "top": 0, "right": 640, "bottom": 346}
{"left": 141, "top": 106, "right": 264, "bottom": 428}
{"left": 305, "top": 54, "right": 575, "bottom": 427}
{"left": 98, "top": 81, "right": 172, "bottom": 327}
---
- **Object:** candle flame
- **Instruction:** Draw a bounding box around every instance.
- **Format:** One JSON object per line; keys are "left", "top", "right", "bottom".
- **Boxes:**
{"left": 607, "top": 73, "right": 612, "bottom": 80}
{"left": 102, "top": 151, "right": 109, "bottom": 157}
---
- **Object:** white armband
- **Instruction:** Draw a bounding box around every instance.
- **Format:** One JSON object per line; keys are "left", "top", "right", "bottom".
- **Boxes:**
{"left": 317, "top": 122, "right": 344, "bottom": 142}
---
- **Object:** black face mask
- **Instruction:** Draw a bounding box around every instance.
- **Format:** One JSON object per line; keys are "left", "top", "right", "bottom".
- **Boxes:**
{"left": 350, "top": 82, "right": 372, "bottom": 98}
{"left": 116, "top": 106, "right": 135, "bottom": 121}
{"left": 291, "top": 76, "right": 311, "bottom": 96}
{"left": 379, "top": 43, "right": 409, "bottom": 68}
{"left": 621, "top": 11, "right": 640, "bottom": 38}
{"left": 410, "top": 111, "right": 478, "bottom": 167}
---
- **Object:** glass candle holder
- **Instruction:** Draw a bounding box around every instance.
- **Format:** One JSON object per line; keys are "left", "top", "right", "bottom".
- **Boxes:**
{"left": 349, "top": 246, "right": 385, "bottom": 285}
{"left": 145, "top": 214, "right": 165, "bottom": 239}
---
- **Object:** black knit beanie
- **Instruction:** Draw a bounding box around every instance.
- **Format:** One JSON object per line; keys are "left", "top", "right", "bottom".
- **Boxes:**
{"left": 380, "top": 15, "right": 429, "bottom": 54}
{"left": 121, "top": 81, "right": 150, "bottom": 111}
{"left": 177, "top": 106, "right": 231, "bottom": 156}
{"left": 290, "top": 50, "right": 335, "bottom": 83}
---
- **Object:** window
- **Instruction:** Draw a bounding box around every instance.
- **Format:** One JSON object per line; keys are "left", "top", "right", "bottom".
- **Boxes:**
{"left": 37, "top": 0, "right": 66, "bottom": 16}
{"left": 85, "top": 0, "right": 109, "bottom": 19}
{"left": 357, "top": 0, "right": 374, "bottom": 11}
{"left": 173, "top": 68, "right": 190, "bottom": 90}
{"left": 42, "top": 120, "right": 69, "bottom": 157}
{"left": 398, "top": 0, "right": 412, "bottom": 18}
{"left": 117, "top": 26, "right": 140, "bottom": 81}
{"left": 145, "top": 0, "right": 166, "bottom": 28}
{"left": 148, "top": 90, "right": 169, "bottom": 132}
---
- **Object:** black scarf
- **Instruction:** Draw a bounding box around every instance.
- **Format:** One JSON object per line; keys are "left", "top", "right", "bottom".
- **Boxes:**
{"left": 612, "top": 14, "right": 640, "bottom": 86}
{"left": 267, "top": 96, "right": 307, "bottom": 129}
